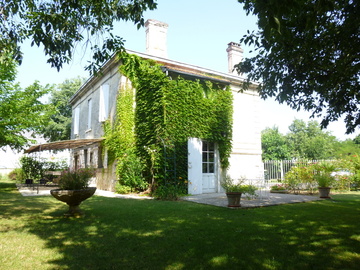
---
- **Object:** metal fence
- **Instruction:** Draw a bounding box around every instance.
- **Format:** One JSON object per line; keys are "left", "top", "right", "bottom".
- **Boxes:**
{"left": 263, "top": 160, "right": 320, "bottom": 181}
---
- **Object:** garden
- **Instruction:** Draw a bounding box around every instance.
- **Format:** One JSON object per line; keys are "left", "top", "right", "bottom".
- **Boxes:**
{"left": 269, "top": 155, "right": 360, "bottom": 197}
{"left": 1, "top": 173, "right": 360, "bottom": 269}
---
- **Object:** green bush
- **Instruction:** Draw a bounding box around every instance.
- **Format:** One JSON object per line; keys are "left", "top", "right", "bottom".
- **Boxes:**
{"left": 349, "top": 171, "right": 360, "bottom": 190}
{"left": 8, "top": 168, "right": 26, "bottom": 183}
{"left": 20, "top": 156, "right": 44, "bottom": 180}
{"left": 20, "top": 156, "right": 68, "bottom": 181}
{"left": 153, "top": 183, "right": 185, "bottom": 201}
{"left": 115, "top": 183, "right": 132, "bottom": 194}
{"left": 284, "top": 164, "right": 316, "bottom": 193}
{"left": 58, "top": 168, "right": 96, "bottom": 190}
{"left": 333, "top": 174, "right": 352, "bottom": 190}
{"left": 116, "top": 153, "right": 148, "bottom": 192}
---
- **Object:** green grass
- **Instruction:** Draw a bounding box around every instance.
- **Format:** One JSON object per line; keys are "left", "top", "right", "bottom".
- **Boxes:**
{"left": 1, "top": 178, "right": 360, "bottom": 270}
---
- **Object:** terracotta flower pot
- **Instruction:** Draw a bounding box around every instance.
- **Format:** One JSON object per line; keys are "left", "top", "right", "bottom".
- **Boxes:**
{"left": 50, "top": 187, "right": 96, "bottom": 217}
{"left": 226, "top": 192, "right": 242, "bottom": 207}
{"left": 318, "top": 187, "right": 331, "bottom": 199}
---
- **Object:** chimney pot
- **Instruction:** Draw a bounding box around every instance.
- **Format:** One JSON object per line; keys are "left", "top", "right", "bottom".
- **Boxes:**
{"left": 145, "top": 19, "right": 169, "bottom": 58}
{"left": 226, "top": 42, "right": 243, "bottom": 76}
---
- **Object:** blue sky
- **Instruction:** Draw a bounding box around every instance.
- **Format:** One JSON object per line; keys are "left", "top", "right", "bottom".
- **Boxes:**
{"left": 15, "top": 0, "right": 357, "bottom": 140}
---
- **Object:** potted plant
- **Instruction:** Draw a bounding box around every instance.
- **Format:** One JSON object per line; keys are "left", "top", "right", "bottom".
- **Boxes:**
{"left": 50, "top": 168, "right": 97, "bottom": 217}
{"left": 313, "top": 162, "right": 336, "bottom": 198}
{"left": 314, "top": 174, "right": 335, "bottom": 198}
{"left": 221, "top": 175, "right": 257, "bottom": 207}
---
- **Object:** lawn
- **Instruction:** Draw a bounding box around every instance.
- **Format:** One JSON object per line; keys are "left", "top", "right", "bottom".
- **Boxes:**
{"left": 0, "top": 178, "right": 360, "bottom": 270}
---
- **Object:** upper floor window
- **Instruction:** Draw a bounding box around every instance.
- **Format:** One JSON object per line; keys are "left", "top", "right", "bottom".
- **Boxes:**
{"left": 74, "top": 107, "right": 80, "bottom": 135}
{"left": 87, "top": 98, "right": 92, "bottom": 130}
{"left": 99, "top": 84, "right": 109, "bottom": 122}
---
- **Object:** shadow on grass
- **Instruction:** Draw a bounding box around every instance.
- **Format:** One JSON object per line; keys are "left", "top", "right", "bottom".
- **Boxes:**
{"left": 0, "top": 182, "right": 64, "bottom": 220}
{"left": 2, "top": 181, "right": 360, "bottom": 269}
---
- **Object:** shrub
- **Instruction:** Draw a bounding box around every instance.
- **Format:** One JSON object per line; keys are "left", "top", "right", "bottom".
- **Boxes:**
{"left": 59, "top": 168, "right": 96, "bottom": 190}
{"left": 20, "top": 156, "right": 69, "bottom": 181}
{"left": 115, "top": 183, "right": 132, "bottom": 194}
{"left": 8, "top": 168, "right": 26, "bottom": 183}
{"left": 20, "top": 156, "right": 44, "bottom": 180}
{"left": 284, "top": 167, "right": 303, "bottom": 193}
{"left": 350, "top": 172, "right": 360, "bottom": 190}
{"left": 153, "top": 183, "right": 186, "bottom": 201}
{"left": 270, "top": 184, "right": 287, "bottom": 191}
{"left": 116, "top": 153, "right": 148, "bottom": 192}
{"left": 333, "top": 174, "right": 352, "bottom": 191}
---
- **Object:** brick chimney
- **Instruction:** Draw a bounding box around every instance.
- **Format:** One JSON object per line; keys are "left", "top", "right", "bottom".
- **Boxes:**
{"left": 226, "top": 42, "right": 243, "bottom": 76}
{"left": 145, "top": 19, "right": 168, "bottom": 58}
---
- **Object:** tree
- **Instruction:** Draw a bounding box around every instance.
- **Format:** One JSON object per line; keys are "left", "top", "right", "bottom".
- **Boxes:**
{"left": 237, "top": 0, "right": 360, "bottom": 134}
{"left": 286, "top": 119, "right": 337, "bottom": 160}
{"left": 333, "top": 139, "right": 360, "bottom": 158}
{"left": 261, "top": 120, "right": 340, "bottom": 160}
{"left": 0, "top": 54, "right": 51, "bottom": 150}
{"left": 41, "top": 78, "right": 84, "bottom": 142}
{"left": 0, "top": 0, "right": 157, "bottom": 74}
{"left": 261, "top": 126, "right": 291, "bottom": 160}
{"left": 353, "top": 134, "right": 360, "bottom": 145}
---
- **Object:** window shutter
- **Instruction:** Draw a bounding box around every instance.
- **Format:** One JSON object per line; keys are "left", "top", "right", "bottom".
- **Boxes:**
{"left": 87, "top": 98, "right": 92, "bottom": 129}
{"left": 99, "top": 84, "right": 109, "bottom": 122}
{"left": 74, "top": 107, "right": 80, "bottom": 135}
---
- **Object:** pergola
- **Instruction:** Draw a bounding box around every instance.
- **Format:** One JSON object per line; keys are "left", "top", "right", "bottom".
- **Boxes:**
{"left": 24, "top": 138, "right": 104, "bottom": 154}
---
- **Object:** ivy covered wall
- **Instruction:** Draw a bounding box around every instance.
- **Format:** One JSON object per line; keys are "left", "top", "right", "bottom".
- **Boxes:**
{"left": 105, "top": 53, "right": 233, "bottom": 192}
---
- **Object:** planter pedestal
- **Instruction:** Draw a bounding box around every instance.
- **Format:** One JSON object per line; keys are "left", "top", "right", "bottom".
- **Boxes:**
{"left": 226, "top": 192, "right": 242, "bottom": 207}
{"left": 50, "top": 187, "right": 96, "bottom": 217}
{"left": 318, "top": 187, "right": 331, "bottom": 199}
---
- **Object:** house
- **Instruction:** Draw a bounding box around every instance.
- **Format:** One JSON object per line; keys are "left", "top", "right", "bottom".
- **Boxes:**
{"left": 42, "top": 19, "right": 264, "bottom": 194}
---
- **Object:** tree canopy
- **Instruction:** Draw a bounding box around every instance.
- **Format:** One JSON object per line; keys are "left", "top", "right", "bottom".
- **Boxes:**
{"left": 286, "top": 119, "right": 337, "bottom": 159}
{"left": 237, "top": 0, "right": 360, "bottom": 134}
{"left": 261, "top": 119, "right": 341, "bottom": 160}
{"left": 261, "top": 126, "right": 291, "bottom": 160}
{"left": 0, "top": 54, "right": 51, "bottom": 150}
{"left": 40, "top": 77, "right": 83, "bottom": 142}
{"left": 0, "top": 0, "right": 157, "bottom": 73}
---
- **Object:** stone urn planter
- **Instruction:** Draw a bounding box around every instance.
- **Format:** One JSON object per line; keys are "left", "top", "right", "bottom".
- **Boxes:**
{"left": 51, "top": 187, "right": 97, "bottom": 217}
{"left": 318, "top": 187, "right": 331, "bottom": 199}
{"left": 226, "top": 192, "right": 242, "bottom": 207}
{"left": 221, "top": 175, "right": 257, "bottom": 208}
{"left": 313, "top": 161, "right": 335, "bottom": 199}
{"left": 51, "top": 168, "right": 97, "bottom": 217}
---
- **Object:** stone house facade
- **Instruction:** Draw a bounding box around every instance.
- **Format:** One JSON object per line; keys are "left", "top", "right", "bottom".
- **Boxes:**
{"left": 68, "top": 19, "right": 263, "bottom": 194}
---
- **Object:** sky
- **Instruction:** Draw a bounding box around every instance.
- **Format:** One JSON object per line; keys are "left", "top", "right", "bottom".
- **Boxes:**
{"left": 13, "top": 0, "right": 359, "bottom": 142}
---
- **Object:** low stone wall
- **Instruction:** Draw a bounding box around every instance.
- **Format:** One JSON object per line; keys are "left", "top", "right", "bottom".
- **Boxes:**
{"left": 95, "top": 165, "right": 117, "bottom": 192}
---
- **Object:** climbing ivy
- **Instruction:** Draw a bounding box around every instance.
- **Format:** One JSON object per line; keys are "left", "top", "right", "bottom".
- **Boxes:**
{"left": 106, "top": 52, "right": 233, "bottom": 193}
{"left": 103, "top": 81, "right": 148, "bottom": 192}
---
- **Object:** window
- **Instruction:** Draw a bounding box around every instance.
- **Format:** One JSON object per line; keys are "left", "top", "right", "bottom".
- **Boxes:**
{"left": 99, "top": 84, "right": 109, "bottom": 122}
{"left": 74, "top": 107, "right": 80, "bottom": 135}
{"left": 90, "top": 152, "right": 94, "bottom": 167}
{"left": 84, "top": 149, "right": 88, "bottom": 168}
{"left": 74, "top": 154, "right": 80, "bottom": 170}
{"left": 202, "top": 141, "right": 215, "bottom": 173}
{"left": 87, "top": 98, "right": 92, "bottom": 130}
